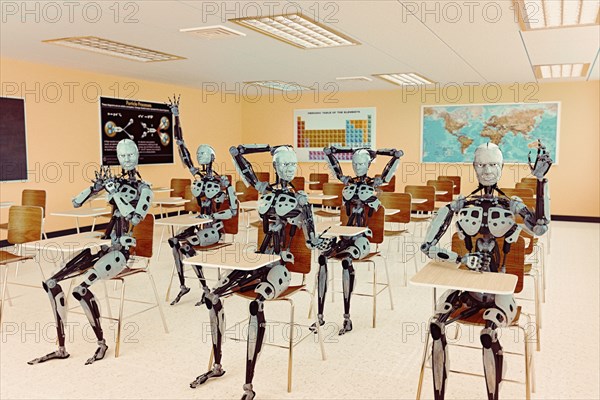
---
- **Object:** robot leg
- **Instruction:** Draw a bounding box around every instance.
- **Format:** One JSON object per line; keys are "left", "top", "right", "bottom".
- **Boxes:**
{"left": 190, "top": 292, "right": 226, "bottom": 388}
{"left": 310, "top": 254, "right": 328, "bottom": 333}
{"left": 168, "top": 236, "right": 191, "bottom": 305}
{"left": 339, "top": 257, "right": 355, "bottom": 335}
{"left": 481, "top": 325, "right": 504, "bottom": 400}
{"left": 241, "top": 297, "right": 266, "bottom": 400}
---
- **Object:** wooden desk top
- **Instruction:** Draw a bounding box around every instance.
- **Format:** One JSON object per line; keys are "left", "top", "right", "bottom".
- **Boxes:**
{"left": 51, "top": 208, "right": 110, "bottom": 217}
{"left": 322, "top": 226, "right": 368, "bottom": 238}
{"left": 411, "top": 198, "right": 427, "bottom": 204}
{"left": 153, "top": 197, "right": 190, "bottom": 205}
{"left": 239, "top": 200, "right": 258, "bottom": 210}
{"left": 0, "top": 202, "right": 14, "bottom": 209}
{"left": 183, "top": 245, "right": 279, "bottom": 271}
{"left": 385, "top": 208, "right": 400, "bottom": 216}
{"left": 155, "top": 214, "right": 213, "bottom": 227}
{"left": 410, "top": 261, "right": 517, "bottom": 295}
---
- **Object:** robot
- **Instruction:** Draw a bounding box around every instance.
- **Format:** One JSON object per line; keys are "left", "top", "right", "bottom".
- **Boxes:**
{"left": 28, "top": 139, "right": 153, "bottom": 365}
{"left": 420, "top": 141, "right": 552, "bottom": 400}
{"left": 189, "top": 144, "right": 331, "bottom": 400}
{"left": 166, "top": 97, "right": 238, "bottom": 306}
{"left": 313, "top": 146, "right": 403, "bottom": 335}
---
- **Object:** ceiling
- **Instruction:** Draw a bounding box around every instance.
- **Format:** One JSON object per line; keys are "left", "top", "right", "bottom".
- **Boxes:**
{"left": 1, "top": 0, "right": 599, "bottom": 92}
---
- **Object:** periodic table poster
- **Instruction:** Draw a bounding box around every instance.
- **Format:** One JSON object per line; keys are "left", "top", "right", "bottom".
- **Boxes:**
{"left": 294, "top": 107, "right": 376, "bottom": 162}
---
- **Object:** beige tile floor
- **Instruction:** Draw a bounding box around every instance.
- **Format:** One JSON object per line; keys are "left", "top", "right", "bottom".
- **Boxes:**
{"left": 0, "top": 221, "right": 598, "bottom": 399}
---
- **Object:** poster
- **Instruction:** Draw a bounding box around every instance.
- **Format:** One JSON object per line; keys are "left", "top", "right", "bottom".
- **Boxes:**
{"left": 294, "top": 107, "right": 376, "bottom": 162}
{"left": 100, "top": 97, "right": 174, "bottom": 166}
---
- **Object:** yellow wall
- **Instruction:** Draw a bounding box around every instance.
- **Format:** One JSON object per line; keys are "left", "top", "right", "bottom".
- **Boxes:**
{"left": 241, "top": 81, "right": 600, "bottom": 217}
{"left": 0, "top": 58, "right": 243, "bottom": 232}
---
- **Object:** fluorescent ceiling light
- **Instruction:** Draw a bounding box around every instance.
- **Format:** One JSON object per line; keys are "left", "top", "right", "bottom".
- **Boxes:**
{"left": 245, "top": 80, "right": 313, "bottom": 91}
{"left": 43, "top": 36, "right": 185, "bottom": 62}
{"left": 534, "top": 63, "right": 590, "bottom": 78}
{"left": 179, "top": 25, "right": 246, "bottom": 39}
{"left": 516, "top": 0, "right": 600, "bottom": 30}
{"left": 373, "top": 73, "right": 435, "bottom": 86}
{"left": 230, "top": 13, "right": 359, "bottom": 49}
{"left": 336, "top": 76, "right": 373, "bottom": 81}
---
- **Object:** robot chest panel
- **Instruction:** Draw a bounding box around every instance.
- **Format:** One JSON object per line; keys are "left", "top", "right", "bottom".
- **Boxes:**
{"left": 487, "top": 207, "right": 515, "bottom": 237}
{"left": 117, "top": 184, "right": 139, "bottom": 203}
{"left": 457, "top": 206, "right": 484, "bottom": 236}
{"left": 192, "top": 179, "right": 221, "bottom": 199}
{"left": 357, "top": 184, "right": 376, "bottom": 202}
{"left": 258, "top": 192, "right": 300, "bottom": 218}
{"left": 342, "top": 184, "right": 358, "bottom": 201}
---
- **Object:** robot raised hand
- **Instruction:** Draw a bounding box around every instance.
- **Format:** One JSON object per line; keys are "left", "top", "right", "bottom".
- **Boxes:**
{"left": 528, "top": 140, "right": 553, "bottom": 179}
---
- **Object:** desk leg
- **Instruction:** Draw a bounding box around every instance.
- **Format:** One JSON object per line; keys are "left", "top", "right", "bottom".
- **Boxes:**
{"left": 91, "top": 217, "right": 97, "bottom": 233}
{"left": 75, "top": 217, "right": 80, "bottom": 234}
{"left": 157, "top": 225, "right": 166, "bottom": 260}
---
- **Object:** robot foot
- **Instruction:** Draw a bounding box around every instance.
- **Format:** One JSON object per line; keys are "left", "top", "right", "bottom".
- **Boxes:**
{"left": 194, "top": 291, "right": 207, "bottom": 307}
{"left": 170, "top": 286, "right": 191, "bottom": 305}
{"left": 189, "top": 364, "right": 225, "bottom": 388}
{"left": 338, "top": 317, "right": 353, "bottom": 335}
{"left": 309, "top": 315, "right": 325, "bottom": 334}
{"left": 85, "top": 339, "right": 108, "bottom": 365}
{"left": 241, "top": 384, "right": 256, "bottom": 400}
{"left": 27, "top": 348, "right": 70, "bottom": 365}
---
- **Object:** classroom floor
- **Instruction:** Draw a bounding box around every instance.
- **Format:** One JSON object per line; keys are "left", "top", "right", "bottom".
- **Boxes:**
{"left": 1, "top": 221, "right": 598, "bottom": 400}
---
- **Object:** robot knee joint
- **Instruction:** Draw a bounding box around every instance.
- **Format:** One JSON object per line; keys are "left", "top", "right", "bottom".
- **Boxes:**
{"left": 72, "top": 285, "right": 87, "bottom": 300}
{"left": 318, "top": 254, "right": 327, "bottom": 265}
{"left": 430, "top": 321, "right": 445, "bottom": 340}
{"left": 480, "top": 328, "right": 497, "bottom": 348}
{"left": 341, "top": 258, "right": 353, "bottom": 269}
{"left": 168, "top": 238, "right": 179, "bottom": 249}
{"left": 249, "top": 300, "right": 259, "bottom": 316}
{"left": 43, "top": 279, "right": 57, "bottom": 291}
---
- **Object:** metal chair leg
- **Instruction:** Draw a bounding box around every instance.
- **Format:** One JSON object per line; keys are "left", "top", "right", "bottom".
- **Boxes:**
{"left": 416, "top": 320, "right": 431, "bottom": 400}
{"left": 147, "top": 272, "right": 169, "bottom": 333}
{"left": 114, "top": 279, "right": 126, "bottom": 358}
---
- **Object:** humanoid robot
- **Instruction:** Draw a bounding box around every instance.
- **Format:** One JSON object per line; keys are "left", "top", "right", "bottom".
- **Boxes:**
{"left": 313, "top": 146, "right": 403, "bottom": 335}
{"left": 167, "top": 97, "right": 238, "bottom": 306}
{"left": 189, "top": 144, "right": 330, "bottom": 400}
{"left": 420, "top": 141, "right": 551, "bottom": 400}
{"left": 28, "top": 139, "right": 153, "bottom": 365}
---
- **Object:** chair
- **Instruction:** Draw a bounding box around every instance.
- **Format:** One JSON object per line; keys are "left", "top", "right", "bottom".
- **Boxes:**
{"left": 255, "top": 171, "right": 270, "bottom": 183}
{"left": 416, "top": 234, "right": 535, "bottom": 399}
{"left": 404, "top": 185, "right": 435, "bottom": 236}
{"left": 183, "top": 185, "right": 201, "bottom": 214}
{"left": 516, "top": 180, "right": 537, "bottom": 193}
{"left": 499, "top": 187, "right": 534, "bottom": 198}
{"left": 379, "top": 192, "right": 416, "bottom": 285}
{"left": 314, "top": 183, "right": 344, "bottom": 221}
{"left": 380, "top": 175, "right": 396, "bottom": 192}
{"left": 230, "top": 224, "right": 326, "bottom": 392}
{"left": 520, "top": 177, "right": 538, "bottom": 191}
{"left": 159, "top": 178, "right": 191, "bottom": 217}
{"left": 236, "top": 180, "right": 258, "bottom": 202}
{"left": 426, "top": 179, "right": 453, "bottom": 204}
{"left": 335, "top": 205, "right": 393, "bottom": 328}
{"left": 438, "top": 175, "right": 461, "bottom": 196}
{"left": 308, "top": 173, "right": 329, "bottom": 191}
{"left": 0, "top": 189, "right": 47, "bottom": 239}
{"left": 291, "top": 176, "right": 305, "bottom": 192}
{"left": 0, "top": 206, "right": 44, "bottom": 325}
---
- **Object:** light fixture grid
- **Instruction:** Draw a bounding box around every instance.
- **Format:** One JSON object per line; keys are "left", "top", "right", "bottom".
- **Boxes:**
{"left": 374, "top": 73, "right": 435, "bottom": 86}
{"left": 514, "top": 0, "right": 599, "bottom": 30}
{"left": 534, "top": 63, "right": 590, "bottom": 78}
{"left": 43, "top": 36, "right": 185, "bottom": 62}
{"left": 230, "top": 13, "right": 359, "bottom": 49}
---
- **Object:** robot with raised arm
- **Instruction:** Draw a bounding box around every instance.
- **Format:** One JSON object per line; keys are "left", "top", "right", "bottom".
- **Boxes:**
{"left": 28, "top": 139, "right": 153, "bottom": 365}
{"left": 313, "top": 146, "right": 403, "bottom": 335}
{"left": 166, "top": 97, "right": 238, "bottom": 306}
{"left": 189, "top": 144, "right": 331, "bottom": 400}
{"left": 420, "top": 141, "right": 551, "bottom": 400}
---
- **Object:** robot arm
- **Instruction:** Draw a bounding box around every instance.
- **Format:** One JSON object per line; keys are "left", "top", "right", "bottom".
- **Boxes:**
{"left": 72, "top": 167, "right": 111, "bottom": 208}
{"left": 169, "top": 96, "right": 200, "bottom": 177}
{"left": 212, "top": 175, "right": 239, "bottom": 220}
{"left": 130, "top": 183, "right": 153, "bottom": 225}
{"left": 229, "top": 144, "right": 272, "bottom": 193}
{"left": 373, "top": 148, "right": 404, "bottom": 187}
{"left": 323, "top": 146, "right": 353, "bottom": 184}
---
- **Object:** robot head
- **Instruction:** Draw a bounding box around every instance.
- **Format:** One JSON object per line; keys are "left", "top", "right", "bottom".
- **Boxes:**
{"left": 116, "top": 139, "right": 139, "bottom": 171}
{"left": 473, "top": 143, "right": 503, "bottom": 186}
{"left": 272, "top": 146, "right": 297, "bottom": 182}
{"left": 196, "top": 145, "right": 215, "bottom": 166}
{"left": 352, "top": 149, "right": 373, "bottom": 177}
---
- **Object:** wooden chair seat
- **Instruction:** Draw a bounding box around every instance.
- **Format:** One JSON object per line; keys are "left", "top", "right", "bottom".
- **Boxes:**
{"left": 451, "top": 305, "right": 522, "bottom": 326}
{"left": 192, "top": 242, "right": 232, "bottom": 252}
{"left": 384, "top": 229, "right": 410, "bottom": 237}
{"left": 236, "top": 284, "right": 305, "bottom": 300}
{"left": 314, "top": 209, "right": 340, "bottom": 217}
{"left": 114, "top": 267, "right": 146, "bottom": 279}
{"left": 0, "top": 251, "right": 33, "bottom": 264}
{"left": 333, "top": 250, "right": 381, "bottom": 261}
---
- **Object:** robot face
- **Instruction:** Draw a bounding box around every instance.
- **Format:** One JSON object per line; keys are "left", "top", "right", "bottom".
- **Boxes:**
{"left": 273, "top": 147, "right": 297, "bottom": 182}
{"left": 116, "top": 139, "right": 139, "bottom": 171}
{"left": 473, "top": 143, "right": 503, "bottom": 186}
{"left": 196, "top": 145, "right": 215, "bottom": 166}
{"left": 352, "top": 151, "right": 371, "bottom": 177}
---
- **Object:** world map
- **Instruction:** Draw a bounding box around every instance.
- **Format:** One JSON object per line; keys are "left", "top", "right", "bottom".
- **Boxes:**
{"left": 421, "top": 103, "right": 559, "bottom": 163}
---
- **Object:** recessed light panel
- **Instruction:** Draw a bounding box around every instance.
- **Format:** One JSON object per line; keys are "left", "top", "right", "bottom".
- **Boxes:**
{"left": 534, "top": 63, "right": 590, "bottom": 78}
{"left": 515, "top": 0, "right": 600, "bottom": 30}
{"left": 245, "top": 80, "right": 313, "bottom": 91}
{"left": 373, "top": 73, "right": 435, "bottom": 86}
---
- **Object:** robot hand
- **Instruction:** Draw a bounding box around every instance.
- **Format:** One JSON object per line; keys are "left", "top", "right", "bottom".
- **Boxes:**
{"left": 72, "top": 198, "right": 82, "bottom": 208}
{"left": 460, "top": 252, "right": 488, "bottom": 272}
{"left": 373, "top": 176, "right": 383, "bottom": 187}
{"left": 528, "top": 140, "right": 553, "bottom": 180}
{"left": 168, "top": 94, "right": 180, "bottom": 117}
{"left": 255, "top": 181, "right": 269, "bottom": 194}
{"left": 196, "top": 214, "right": 211, "bottom": 219}
{"left": 308, "top": 230, "right": 337, "bottom": 251}
{"left": 340, "top": 176, "right": 352, "bottom": 185}
{"left": 130, "top": 213, "right": 142, "bottom": 226}
{"left": 104, "top": 179, "right": 117, "bottom": 194}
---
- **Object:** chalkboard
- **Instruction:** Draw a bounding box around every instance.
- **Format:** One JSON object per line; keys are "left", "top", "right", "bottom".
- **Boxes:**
{"left": 0, "top": 97, "right": 28, "bottom": 182}
{"left": 100, "top": 97, "right": 174, "bottom": 166}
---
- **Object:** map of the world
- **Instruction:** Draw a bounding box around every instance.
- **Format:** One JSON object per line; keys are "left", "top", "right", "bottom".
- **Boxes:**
{"left": 421, "top": 103, "right": 559, "bottom": 163}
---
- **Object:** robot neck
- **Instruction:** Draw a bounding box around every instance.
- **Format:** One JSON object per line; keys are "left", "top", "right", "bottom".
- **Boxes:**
{"left": 201, "top": 163, "right": 213, "bottom": 177}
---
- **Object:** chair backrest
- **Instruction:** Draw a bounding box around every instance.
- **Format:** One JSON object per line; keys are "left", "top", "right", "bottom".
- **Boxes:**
{"left": 183, "top": 185, "right": 201, "bottom": 213}
{"left": 22, "top": 189, "right": 46, "bottom": 217}
{"left": 309, "top": 173, "right": 329, "bottom": 191}
{"left": 256, "top": 224, "right": 312, "bottom": 275}
{"left": 499, "top": 188, "right": 534, "bottom": 199}
{"left": 438, "top": 176, "right": 461, "bottom": 195}
{"left": 516, "top": 181, "right": 537, "bottom": 193}
{"left": 131, "top": 214, "right": 154, "bottom": 258}
{"left": 255, "top": 172, "right": 270, "bottom": 184}
{"left": 236, "top": 180, "right": 258, "bottom": 202}
{"left": 380, "top": 175, "right": 396, "bottom": 192}
{"left": 291, "top": 176, "right": 305, "bottom": 192}
{"left": 322, "top": 183, "right": 344, "bottom": 208}
{"left": 222, "top": 202, "right": 240, "bottom": 235}
{"left": 379, "top": 192, "right": 411, "bottom": 224}
{"left": 427, "top": 180, "right": 453, "bottom": 203}
{"left": 340, "top": 204, "right": 385, "bottom": 244}
{"left": 451, "top": 233, "right": 525, "bottom": 294}
{"left": 171, "top": 178, "right": 191, "bottom": 198}
{"left": 404, "top": 185, "right": 435, "bottom": 212}
{"left": 8, "top": 205, "right": 42, "bottom": 244}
